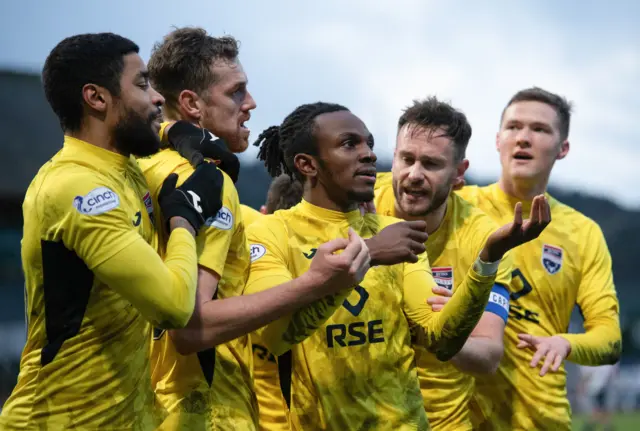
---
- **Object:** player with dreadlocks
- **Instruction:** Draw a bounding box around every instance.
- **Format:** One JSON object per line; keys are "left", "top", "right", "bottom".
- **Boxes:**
{"left": 243, "top": 101, "right": 543, "bottom": 430}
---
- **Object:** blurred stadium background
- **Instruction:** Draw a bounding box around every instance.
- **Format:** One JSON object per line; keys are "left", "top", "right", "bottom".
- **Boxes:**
{"left": 1, "top": 1, "right": 639, "bottom": 428}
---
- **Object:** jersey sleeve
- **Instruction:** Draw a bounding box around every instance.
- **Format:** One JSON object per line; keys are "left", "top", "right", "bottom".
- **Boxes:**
{"left": 559, "top": 222, "right": 622, "bottom": 365}
{"left": 244, "top": 218, "right": 349, "bottom": 356}
{"left": 44, "top": 172, "right": 198, "bottom": 329}
{"left": 485, "top": 249, "right": 513, "bottom": 322}
{"left": 195, "top": 171, "right": 238, "bottom": 276}
{"left": 403, "top": 251, "right": 498, "bottom": 361}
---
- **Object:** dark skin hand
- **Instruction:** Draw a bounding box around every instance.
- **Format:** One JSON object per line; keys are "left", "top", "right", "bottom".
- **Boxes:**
{"left": 365, "top": 220, "right": 429, "bottom": 266}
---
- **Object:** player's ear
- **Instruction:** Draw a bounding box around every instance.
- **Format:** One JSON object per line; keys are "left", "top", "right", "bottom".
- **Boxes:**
{"left": 453, "top": 158, "right": 469, "bottom": 191}
{"left": 293, "top": 154, "right": 317, "bottom": 180}
{"left": 557, "top": 139, "right": 570, "bottom": 160}
{"left": 259, "top": 205, "right": 267, "bottom": 214}
{"left": 178, "top": 89, "right": 202, "bottom": 122}
{"left": 82, "top": 83, "right": 109, "bottom": 113}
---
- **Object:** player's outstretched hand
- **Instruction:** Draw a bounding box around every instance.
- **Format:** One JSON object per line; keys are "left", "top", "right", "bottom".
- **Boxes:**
{"left": 427, "top": 286, "right": 453, "bottom": 312}
{"left": 480, "top": 195, "right": 551, "bottom": 262}
{"left": 167, "top": 121, "right": 240, "bottom": 183}
{"left": 307, "top": 228, "right": 371, "bottom": 294}
{"left": 159, "top": 162, "right": 224, "bottom": 233}
{"left": 516, "top": 334, "right": 571, "bottom": 376}
{"left": 365, "top": 221, "right": 428, "bottom": 266}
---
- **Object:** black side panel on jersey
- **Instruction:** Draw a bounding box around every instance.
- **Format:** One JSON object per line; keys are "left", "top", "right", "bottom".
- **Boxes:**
{"left": 198, "top": 289, "right": 218, "bottom": 386}
{"left": 277, "top": 350, "right": 293, "bottom": 408}
{"left": 41, "top": 240, "right": 94, "bottom": 366}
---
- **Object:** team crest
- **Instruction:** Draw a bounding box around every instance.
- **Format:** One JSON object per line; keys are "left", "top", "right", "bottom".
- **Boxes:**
{"left": 142, "top": 191, "right": 155, "bottom": 226}
{"left": 542, "top": 244, "right": 563, "bottom": 275}
{"left": 432, "top": 267, "right": 454, "bottom": 291}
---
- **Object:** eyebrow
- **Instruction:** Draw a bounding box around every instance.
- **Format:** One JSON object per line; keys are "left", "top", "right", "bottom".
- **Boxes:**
{"left": 137, "top": 70, "right": 150, "bottom": 80}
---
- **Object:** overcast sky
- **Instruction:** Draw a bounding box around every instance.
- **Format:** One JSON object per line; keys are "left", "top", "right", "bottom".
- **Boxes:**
{"left": 1, "top": 0, "right": 639, "bottom": 208}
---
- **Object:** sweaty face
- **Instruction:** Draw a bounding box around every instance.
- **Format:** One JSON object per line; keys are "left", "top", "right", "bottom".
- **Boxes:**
{"left": 198, "top": 59, "right": 256, "bottom": 153}
{"left": 113, "top": 53, "right": 164, "bottom": 157}
{"left": 313, "top": 111, "right": 377, "bottom": 205}
{"left": 497, "top": 101, "right": 568, "bottom": 183}
{"left": 392, "top": 126, "right": 459, "bottom": 217}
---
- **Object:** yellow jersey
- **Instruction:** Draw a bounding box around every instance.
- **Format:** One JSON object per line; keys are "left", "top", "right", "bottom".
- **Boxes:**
{"left": 1, "top": 136, "right": 198, "bottom": 430}
{"left": 374, "top": 173, "right": 513, "bottom": 431}
{"left": 241, "top": 204, "right": 263, "bottom": 227}
{"left": 457, "top": 183, "right": 621, "bottom": 430}
{"left": 139, "top": 149, "right": 257, "bottom": 430}
{"left": 245, "top": 199, "right": 499, "bottom": 430}
{"left": 241, "top": 209, "right": 290, "bottom": 431}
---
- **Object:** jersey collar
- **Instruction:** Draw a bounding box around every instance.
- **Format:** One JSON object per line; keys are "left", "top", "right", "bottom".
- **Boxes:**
{"left": 297, "top": 199, "right": 363, "bottom": 226}
{"left": 63, "top": 136, "right": 130, "bottom": 171}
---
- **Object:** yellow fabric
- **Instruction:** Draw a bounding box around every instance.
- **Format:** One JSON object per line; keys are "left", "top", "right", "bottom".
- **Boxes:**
{"left": 241, "top": 204, "right": 263, "bottom": 227}
{"left": 374, "top": 172, "right": 513, "bottom": 431}
{"left": 139, "top": 149, "right": 257, "bottom": 430}
{"left": 245, "top": 199, "right": 497, "bottom": 430}
{"left": 241, "top": 209, "right": 290, "bottom": 431}
{"left": 457, "top": 183, "right": 621, "bottom": 431}
{"left": 0, "top": 136, "right": 199, "bottom": 430}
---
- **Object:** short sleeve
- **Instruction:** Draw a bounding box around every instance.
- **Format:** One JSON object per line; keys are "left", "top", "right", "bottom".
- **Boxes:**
{"left": 245, "top": 217, "right": 293, "bottom": 295}
{"left": 196, "top": 171, "right": 238, "bottom": 276}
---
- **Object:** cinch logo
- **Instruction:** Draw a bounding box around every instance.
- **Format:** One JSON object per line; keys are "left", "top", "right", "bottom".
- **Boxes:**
{"left": 250, "top": 244, "right": 266, "bottom": 262}
{"left": 205, "top": 206, "right": 234, "bottom": 230}
{"left": 73, "top": 187, "right": 120, "bottom": 216}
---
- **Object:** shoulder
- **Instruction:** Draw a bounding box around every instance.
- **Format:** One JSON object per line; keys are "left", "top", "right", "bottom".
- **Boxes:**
{"left": 454, "top": 184, "right": 487, "bottom": 206}
{"left": 451, "top": 193, "right": 499, "bottom": 237}
{"left": 40, "top": 162, "right": 121, "bottom": 215}
{"left": 241, "top": 204, "right": 263, "bottom": 227}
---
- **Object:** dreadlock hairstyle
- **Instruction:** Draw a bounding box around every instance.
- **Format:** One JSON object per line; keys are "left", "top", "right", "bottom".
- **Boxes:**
{"left": 253, "top": 102, "right": 349, "bottom": 179}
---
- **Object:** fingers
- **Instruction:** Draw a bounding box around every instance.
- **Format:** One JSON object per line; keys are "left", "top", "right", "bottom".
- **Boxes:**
{"left": 517, "top": 333, "right": 535, "bottom": 344}
{"left": 551, "top": 351, "right": 564, "bottom": 373}
{"left": 349, "top": 234, "right": 371, "bottom": 281}
{"left": 529, "top": 196, "right": 541, "bottom": 224}
{"left": 427, "top": 296, "right": 449, "bottom": 306}
{"left": 431, "top": 286, "right": 453, "bottom": 297}
{"left": 539, "top": 350, "right": 556, "bottom": 376}
{"left": 318, "top": 237, "right": 351, "bottom": 255}
{"left": 409, "top": 240, "right": 426, "bottom": 255}
{"left": 159, "top": 173, "right": 179, "bottom": 196}
{"left": 517, "top": 340, "right": 533, "bottom": 349}
{"left": 513, "top": 202, "right": 523, "bottom": 227}
{"left": 364, "top": 201, "right": 376, "bottom": 214}
{"left": 529, "top": 344, "right": 548, "bottom": 369}
{"left": 334, "top": 228, "right": 363, "bottom": 261}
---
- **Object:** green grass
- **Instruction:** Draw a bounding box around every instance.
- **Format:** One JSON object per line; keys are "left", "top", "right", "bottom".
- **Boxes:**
{"left": 572, "top": 413, "right": 640, "bottom": 430}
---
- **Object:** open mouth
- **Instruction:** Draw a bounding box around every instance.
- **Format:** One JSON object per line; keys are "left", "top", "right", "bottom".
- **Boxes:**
{"left": 513, "top": 152, "right": 533, "bottom": 160}
{"left": 354, "top": 168, "right": 377, "bottom": 181}
{"left": 403, "top": 189, "right": 428, "bottom": 198}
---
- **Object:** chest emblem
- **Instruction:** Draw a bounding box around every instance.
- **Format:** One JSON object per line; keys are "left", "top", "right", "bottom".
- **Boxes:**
{"left": 432, "top": 267, "right": 454, "bottom": 290}
{"left": 142, "top": 191, "right": 155, "bottom": 227}
{"left": 542, "top": 244, "right": 563, "bottom": 275}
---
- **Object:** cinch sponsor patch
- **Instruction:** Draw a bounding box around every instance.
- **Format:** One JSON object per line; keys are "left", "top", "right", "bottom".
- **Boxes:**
{"left": 73, "top": 187, "right": 120, "bottom": 216}
{"left": 250, "top": 244, "right": 266, "bottom": 262}
{"left": 205, "top": 206, "right": 234, "bottom": 230}
{"left": 432, "top": 267, "right": 454, "bottom": 291}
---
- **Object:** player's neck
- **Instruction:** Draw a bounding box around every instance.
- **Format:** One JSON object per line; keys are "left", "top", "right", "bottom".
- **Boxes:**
{"left": 303, "top": 185, "right": 358, "bottom": 214}
{"left": 498, "top": 175, "right": 548, "bottom": 201}
{"left": 67, "top": 126, "right": 124, "bottom": 156}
